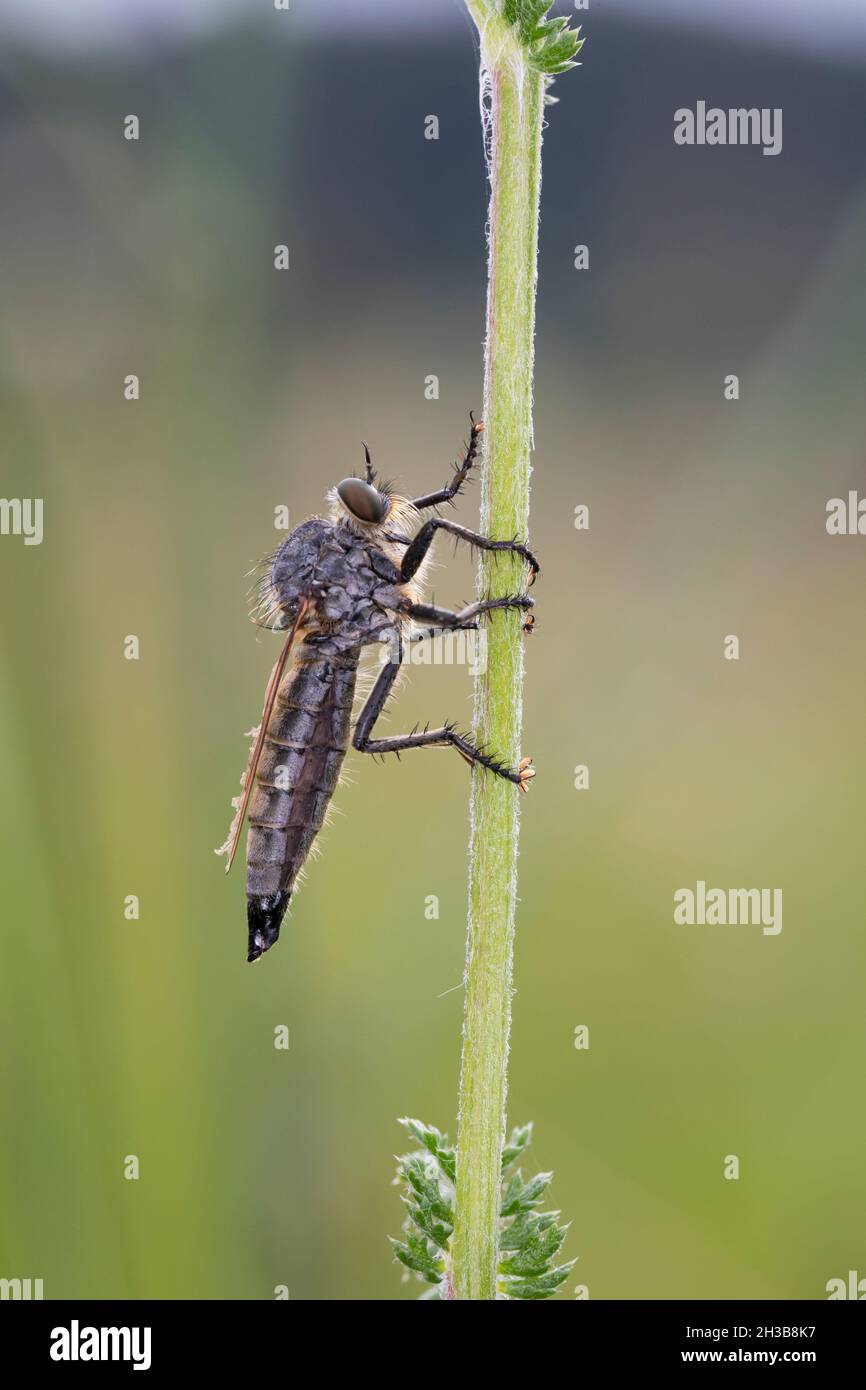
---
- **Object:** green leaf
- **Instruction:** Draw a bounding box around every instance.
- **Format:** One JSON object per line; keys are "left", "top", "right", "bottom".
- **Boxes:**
{"left": 532, "top": 16, "right": 569, "bottom": 43}
{"left": 500, "top": 1169, "right": 553, "bottom": 1215}
{"left": 531, "top": 34, "right": 582, "bottom": 75}
{"left": 498, "top": 1, "right": 586, "bottom": 84}
{"left": 399, "top": 1117, "right": 457, "bottom": 1184}
{"left": 503, "top": 1261, "right": 576, "bottom": 1300}
{"left": 500, "top": 1208, "right": 560, "bottom": 1249}
{"left": 501, "top": 1122, "right": 533, "bottom": 1172}
{"left": 504, "top": 0, "right": 550, "bottom": 44}
{"left": 405, "top": 1201, "right": 453, "bottom": 1252}
{"left": 390, "top": 1118, "right": 574, "bottom": 1298}
{"left": 390, "top": 1234, "right": 445, "bottom": 1283}
{"left": 399, "top": 1154, "right": 453, "bottom": 1218}
{"left": 498, "top": 1220, "right": 566, "bottom": 1276}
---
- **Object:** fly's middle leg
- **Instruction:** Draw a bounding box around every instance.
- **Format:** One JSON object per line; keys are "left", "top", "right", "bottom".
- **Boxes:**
{"left": 352, "top": 631, "right": 535, "bottom": 791}
{"left": 403, "top": 593, "right": 535, "bottom": 639}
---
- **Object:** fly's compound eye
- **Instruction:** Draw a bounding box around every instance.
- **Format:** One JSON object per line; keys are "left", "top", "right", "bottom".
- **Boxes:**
{"left": 336, "top": 477, "right": 387, "bottom": 523}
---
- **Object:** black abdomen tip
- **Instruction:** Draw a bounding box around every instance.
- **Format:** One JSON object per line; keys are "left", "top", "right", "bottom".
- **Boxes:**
{"left": 247, "top": 891, "right": 290, "bottom": 963}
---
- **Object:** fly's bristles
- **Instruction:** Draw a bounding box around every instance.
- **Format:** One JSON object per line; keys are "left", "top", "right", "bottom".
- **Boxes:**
{"left": 249, "top": 570, "right": 287, "bottom": 631}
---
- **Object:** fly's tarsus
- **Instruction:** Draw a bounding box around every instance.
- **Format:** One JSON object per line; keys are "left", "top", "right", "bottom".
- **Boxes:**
{"left": 401, "top": 591, "right": 533, "bottom": 633}
{"left": 449, "top": 730, "right": 536, "bottom": 790}
{"left": 517, "top": 756, "right": 536, "bottom": 792}
{"left": 353, "top": 646, "right": 534, "bottom": 789}
{"left": 360, "top": 720, "right": 533, "bottom": 789}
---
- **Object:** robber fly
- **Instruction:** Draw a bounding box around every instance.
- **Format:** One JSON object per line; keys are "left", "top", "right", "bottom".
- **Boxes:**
{"left": 217, "top": 416, "right": 538, "bottom": 963}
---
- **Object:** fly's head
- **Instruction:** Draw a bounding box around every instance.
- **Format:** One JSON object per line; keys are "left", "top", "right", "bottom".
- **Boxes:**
{"left": 329, "top": 446, "right": 419, "bottom": 559}
{"left": 334, "top": 476, "right": 390, "bottom": 527}
{"left": 331, "top": 442, "right": 393, "bottom": 536}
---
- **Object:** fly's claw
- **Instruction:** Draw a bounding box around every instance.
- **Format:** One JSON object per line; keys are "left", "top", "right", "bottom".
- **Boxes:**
{"left": 517, "top": 756, "right": 536, "bottom": 793}
{"left": 520, "top": 544, "right": 540, "bottom": 586}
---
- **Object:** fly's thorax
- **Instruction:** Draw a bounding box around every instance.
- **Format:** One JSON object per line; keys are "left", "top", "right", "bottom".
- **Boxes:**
{"left": 331, "top": 489, "right": 435, "bottom": 610}
{"left": 267, "top": 517, "right": 332, "bottom": 623}
{"left": 266, "top": 505, "right": 427, "bottom": 641}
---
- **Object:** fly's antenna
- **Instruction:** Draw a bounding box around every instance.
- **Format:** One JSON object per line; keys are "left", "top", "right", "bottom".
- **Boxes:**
{"left": 362, "top": 442, "right": 376, "bottom": 485}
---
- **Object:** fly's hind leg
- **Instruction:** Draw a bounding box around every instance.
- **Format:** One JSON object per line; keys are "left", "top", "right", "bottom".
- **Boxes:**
{"left": 352, "top": 630, "right": 535, "bottom": 791}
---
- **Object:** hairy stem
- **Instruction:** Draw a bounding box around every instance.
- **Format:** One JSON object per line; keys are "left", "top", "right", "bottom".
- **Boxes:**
{"left": 451, "top": 11, "right": 545, "bottom": 1301}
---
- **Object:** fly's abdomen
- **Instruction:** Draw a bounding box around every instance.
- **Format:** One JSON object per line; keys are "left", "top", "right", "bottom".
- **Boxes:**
{"left": 245, "top": 651, "right": 358, "bottom": 961}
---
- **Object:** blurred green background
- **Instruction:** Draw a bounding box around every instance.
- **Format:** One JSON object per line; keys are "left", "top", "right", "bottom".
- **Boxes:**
{"left": 1, "top": 2, "right": 865, "bottom": 1300}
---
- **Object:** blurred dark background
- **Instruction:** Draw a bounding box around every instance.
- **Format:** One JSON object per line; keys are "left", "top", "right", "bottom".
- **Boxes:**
{"left": 1, "top": 1, "right": 865, "bottom": 1299}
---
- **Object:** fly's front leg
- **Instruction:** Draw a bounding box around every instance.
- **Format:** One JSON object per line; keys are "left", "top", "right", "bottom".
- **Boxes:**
{"left": 352, "top": 629, "right": 535, "bottom": 790}
{"left": 399, "top": 516, "right": 540, "bottom": 586}
{"left": 411, "top": 413, "right": 483, "bottom": 511}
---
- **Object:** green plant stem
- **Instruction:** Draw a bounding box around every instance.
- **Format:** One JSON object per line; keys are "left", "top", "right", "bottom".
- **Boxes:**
{"left": 451, "top": 7, "right": 545, "bottom": 1301}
